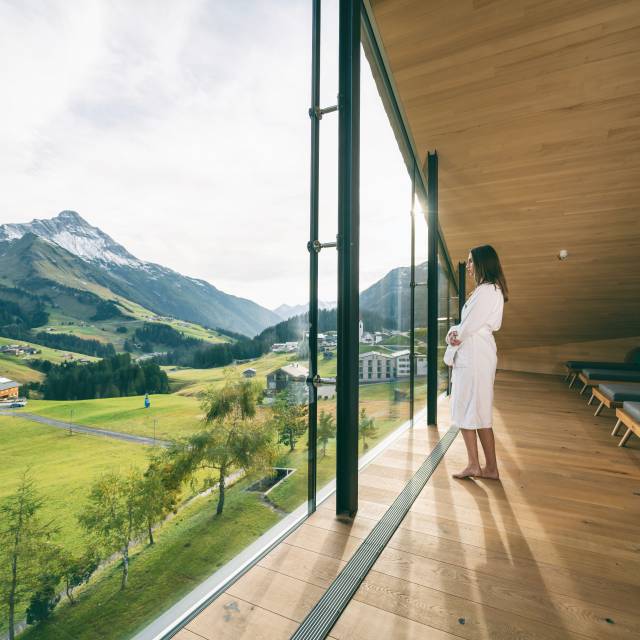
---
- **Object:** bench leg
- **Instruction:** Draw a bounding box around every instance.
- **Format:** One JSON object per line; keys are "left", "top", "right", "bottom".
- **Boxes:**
{"left": 569, "top": 373, "right": 578, "bottom": 388}
{"left": 594, "top": 401, "right": 605, "bottom": 417}
{"left": 611, "top": 419, "right": 622, "bottom": 436}
{"left": 580, "top": 382, "right": 588, "bottom": 395}
{"left": 564, "top": 371, "right": 571, "bottom": 382}
{"left": 587, "top": 393, "right": 595, "bottom": 405}
{"left": 619, "top": 428, "right": 633, "bottom": 447}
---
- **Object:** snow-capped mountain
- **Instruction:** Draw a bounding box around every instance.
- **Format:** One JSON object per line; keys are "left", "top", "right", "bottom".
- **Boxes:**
{"left": 0, "top": 210, "right": 140, "bottom": 267}
{"left": 0, "top": 211, "right": 281, "bottom": 336}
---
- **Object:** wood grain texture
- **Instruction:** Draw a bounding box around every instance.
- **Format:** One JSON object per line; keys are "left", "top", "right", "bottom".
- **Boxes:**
{"left": 369, "top": 0, "right": 640, "bottom": 359}
{"left": 499, "top": 336, "right": 640, "bottom": 374}
{"left": 179, "top": 372, "right": 640, "bottom": 639}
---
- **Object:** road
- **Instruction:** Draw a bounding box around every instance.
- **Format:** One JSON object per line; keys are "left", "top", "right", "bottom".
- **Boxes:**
{"left": 0, "top": 410, "right": 171, "bottom": 447}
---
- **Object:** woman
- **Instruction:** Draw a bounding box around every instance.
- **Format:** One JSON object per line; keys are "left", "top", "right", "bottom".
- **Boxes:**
{"left": 446, "top": 244, "right": 507, "bottom": 480}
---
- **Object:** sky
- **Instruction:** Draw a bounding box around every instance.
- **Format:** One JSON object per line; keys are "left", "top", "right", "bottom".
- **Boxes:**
{"left": 0, "top": 0, "right": 418, "bottom": 311}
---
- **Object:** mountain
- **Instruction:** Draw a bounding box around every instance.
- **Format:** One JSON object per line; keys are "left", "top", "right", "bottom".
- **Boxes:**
{"left": 272, "top": 300, "right": 336, "bottom": 321}
{"left": 0, "top": 211, "right": 281, "bottom": 336}
{"left": 359, "top": 262, "right": 443, "bottom": 330}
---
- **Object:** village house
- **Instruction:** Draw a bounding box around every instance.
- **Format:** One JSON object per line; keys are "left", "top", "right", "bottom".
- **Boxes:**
{"left": 0, "top": 377, "right": 22, "bottom": 400}
{"left": 242, "top": 368, "right": 257, "bottom": 378}
{"left": 265, "top": 363, "right": 308, "bottom": 404}
{"left": 271, "top": 341, "right": 299, "bottom": 354}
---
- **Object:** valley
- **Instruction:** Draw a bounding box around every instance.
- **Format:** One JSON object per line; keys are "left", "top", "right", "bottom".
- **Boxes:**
{"left": 0, "top": 210, "right": 430, "bottom": 640}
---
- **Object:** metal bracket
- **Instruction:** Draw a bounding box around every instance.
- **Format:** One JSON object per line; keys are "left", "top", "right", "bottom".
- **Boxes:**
{"left": 308, "top": 104, "right": 338, "bottom": 120}
{"left": 307, "top": 239, "right": 338, "bottom": 253}
{"left": 308, "top": 375, "right": 337, "bottom": 388}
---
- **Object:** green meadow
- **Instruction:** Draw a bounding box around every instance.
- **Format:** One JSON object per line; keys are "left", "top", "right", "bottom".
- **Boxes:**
{"left": 0, "top": 355, "right": 45, "bottom": 385}
{"left": 25, "top": 394, "right": 204, "bottom": 440}
{"left": 0, "top": 416, "right": 151, "bottom": 553}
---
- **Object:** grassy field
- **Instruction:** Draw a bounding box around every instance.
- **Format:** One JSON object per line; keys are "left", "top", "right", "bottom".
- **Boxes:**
{"left": 5, "top": 365, "right": 429, "bottom": 639}
{"left": 44, "top": 309, "right": 230, "bottom": 352}
{"left": 0, "top": 416, "right": 151, "bottom": 553}
{"left": 167, "top": 352, "right": 300, "bottom": 396}
{"left": 0, "top": 336, "right": 98, "bottom": 365}
{"left": 25, "top": 394, "right": 204, "bottom": 440}
{"left": 0, "top": 354, "right": 45, "bottom": 384}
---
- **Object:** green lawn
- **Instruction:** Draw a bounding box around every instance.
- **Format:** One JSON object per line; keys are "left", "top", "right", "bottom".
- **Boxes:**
{"left": 0, "top": 416, "right": 151, "bottom": 553}
{"left": 25, "top": 394, "right": 204, "bottom": 440}
{"left": 19, "top": 483, "right": 281, "bottom": 640}
{"left": 0, "top": 336, "right": 98, "bottom": 365}
{"left": 167, "top": 352, "right": 300, "bottom": 396}
{"left": 0, "top": 354, "right": 45, "bottom": 385}
{"left": 23, "top": 351, "right": 331, "bottom": 440}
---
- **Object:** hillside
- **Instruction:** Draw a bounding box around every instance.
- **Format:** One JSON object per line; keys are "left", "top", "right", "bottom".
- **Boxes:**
{"left": 0, "top": 211, "right": 281, "bottom": 336}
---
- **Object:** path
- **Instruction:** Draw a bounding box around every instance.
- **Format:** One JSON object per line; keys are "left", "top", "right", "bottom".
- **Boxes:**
{"left": 0, "top": 410, "right": 171, "bottom": 447}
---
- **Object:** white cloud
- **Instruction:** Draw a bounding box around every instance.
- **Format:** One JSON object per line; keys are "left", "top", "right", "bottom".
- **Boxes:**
{"left": 0, "top": 0, "right": 414, "bottom": 312}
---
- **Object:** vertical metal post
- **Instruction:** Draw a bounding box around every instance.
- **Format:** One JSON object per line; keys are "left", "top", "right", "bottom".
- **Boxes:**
{"left": 446, "top": 274, "right": 451, "bottom": 394}
{"left": 426, "top": 151, "right": 439, "bottom": 426}
{"left": 336, "top": 0, "right": 360, "bottom": 519}
{"left": 409, "top": 161, "right": 416, "bottom": 427}
{"left": 458, "top": 261, "right": 466, "bottom": 323}
{"left": 307, "top": 0, "right": 321, "bottom": 513}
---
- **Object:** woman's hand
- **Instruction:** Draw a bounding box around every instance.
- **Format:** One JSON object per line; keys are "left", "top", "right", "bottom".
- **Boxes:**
{"left": 448, "top": 330, "right": 461, "bottom": 346}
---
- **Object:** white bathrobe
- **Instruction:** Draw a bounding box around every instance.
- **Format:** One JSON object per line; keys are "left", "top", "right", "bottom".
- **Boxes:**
{"left": 445, "top": 283, "right": 504, "bottom": 429}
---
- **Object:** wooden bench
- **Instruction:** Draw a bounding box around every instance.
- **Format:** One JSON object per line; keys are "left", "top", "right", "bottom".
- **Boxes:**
{"left": 565, "top": 361, "right": 640, "bottom": 389}
{"left": 587, "top": 382, "right": 640, "bottom": 416}
{"left": 577, "top": 369, "right": 640, "bottom": 395}
{"left": 611, "top": 402, "right": 640, "bottom": 447}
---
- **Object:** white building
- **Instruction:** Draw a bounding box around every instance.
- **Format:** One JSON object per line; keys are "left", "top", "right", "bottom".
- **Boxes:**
{"left": 358, "top": 350, "right": 427, "bottom": 382}
{"left": 271, "top": 341, "right": 299, "bottom": 353}
{"left": 359, "top": 351, "right": 393, "bottom": 382}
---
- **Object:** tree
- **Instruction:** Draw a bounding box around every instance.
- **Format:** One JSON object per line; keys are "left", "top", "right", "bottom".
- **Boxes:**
{"left": 59, "top": 546, "right": 100, "bottom": 605}
{"left": 25, "top": 571, "right": 60, "bottom": 625}
{"left": 78, "top": 470, "right": 146, "bottom": 590}
{"left": 0, "top": 472, "right": 59, "bottom": 640}
{"left": 167, "top": 379, "right": 275, "bottom": 516}
{"left": 359, "top": 408, "right": 378, "bottom": 451}
{"left": 272, "top": 389, "right": 308, "bottom": 452}
{"left": 317, "top": 411, "right": 336, "bottom": 457}
{"left": 137, "top": 465, "right": 175, "bottom": 546}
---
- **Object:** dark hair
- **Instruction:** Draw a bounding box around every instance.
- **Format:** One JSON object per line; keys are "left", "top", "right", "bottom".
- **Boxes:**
{"left": 470, "top": 245, "right": 509, "bottom": 302}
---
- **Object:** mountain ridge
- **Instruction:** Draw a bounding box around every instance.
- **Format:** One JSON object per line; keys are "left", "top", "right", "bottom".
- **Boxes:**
{"left": 0, "top": 211, "right": 281, "bottom": 336}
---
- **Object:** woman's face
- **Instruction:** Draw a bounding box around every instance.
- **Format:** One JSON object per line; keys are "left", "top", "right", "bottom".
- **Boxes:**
{"left": 466, "top": 252, "right": 474, "bottom": 277}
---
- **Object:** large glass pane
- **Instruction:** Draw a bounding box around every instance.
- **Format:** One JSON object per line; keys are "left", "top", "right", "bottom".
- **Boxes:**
{"left": 1, "top": 4, "right": 312, "bottom": 639}
{"left": 358, "top": 47, "right": 414, "bottom": 457}
{"left": 413, "top": 208, "right": 428, "bottom": 421}
{"left": 438, "top": 250, "right": 458, "bottom": 394}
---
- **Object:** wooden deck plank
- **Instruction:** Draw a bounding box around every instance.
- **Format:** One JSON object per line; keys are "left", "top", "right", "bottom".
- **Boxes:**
{"left": 183, "top": 592, "right": 298, "bottom": 640}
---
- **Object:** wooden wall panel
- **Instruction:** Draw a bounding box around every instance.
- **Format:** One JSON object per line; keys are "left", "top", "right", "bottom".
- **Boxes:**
{"left": 498, "top": 336, "right": 639, "bottom": 374}
{"left": 371, "top": 0, "right": 640, "bottom": 358}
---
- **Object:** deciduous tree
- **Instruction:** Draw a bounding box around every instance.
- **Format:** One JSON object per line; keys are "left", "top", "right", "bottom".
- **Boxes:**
{"left": 272, "top": 389, "right": 308, "bottom": 452}
{"left": 168, "top": 379, "right": 276, "bottom": 516}
{"left": 78, "top": 470, "right": 146, "bottom": 590}
{"left": 359, "top": 407, "right": 378, "bottom": 451}
{"left": 317, "top": 411, "right": 336, "bottom": 457}
{"left": 0, "top": 472, "right": 59, "bottom": 640}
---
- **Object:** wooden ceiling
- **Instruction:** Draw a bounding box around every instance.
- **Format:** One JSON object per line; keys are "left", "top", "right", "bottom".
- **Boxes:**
{"left": 369, "top": 0, "right": 640, "bottom": 350}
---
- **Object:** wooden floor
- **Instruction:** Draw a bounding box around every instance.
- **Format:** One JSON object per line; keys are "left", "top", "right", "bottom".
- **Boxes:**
{"left": 175, "top": 371, "right": 640, "bottom": 640}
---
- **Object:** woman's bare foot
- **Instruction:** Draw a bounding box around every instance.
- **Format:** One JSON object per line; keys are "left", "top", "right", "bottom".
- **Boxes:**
{"left": 480, "top": 466, "right": 500, "bottom": 480}
{"left": 452, "top": 465, "right": 481, "bottom": 479}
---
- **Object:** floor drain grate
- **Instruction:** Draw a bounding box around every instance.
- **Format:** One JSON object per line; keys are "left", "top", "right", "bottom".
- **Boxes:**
{"left": 290, "top": 425, "right": 459, "bottom": 640}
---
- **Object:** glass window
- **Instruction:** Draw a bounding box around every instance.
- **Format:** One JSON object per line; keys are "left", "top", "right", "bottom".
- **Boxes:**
{"left": 1, "top": 4, "right": 314, "bottom": 639}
